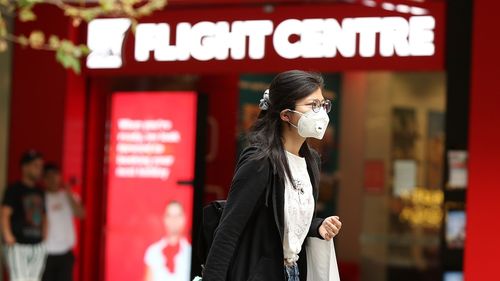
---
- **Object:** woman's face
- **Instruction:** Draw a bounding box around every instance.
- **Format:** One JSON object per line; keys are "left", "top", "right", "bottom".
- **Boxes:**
{"left": 287, "top": 87, "right": 325, "bottom": 125}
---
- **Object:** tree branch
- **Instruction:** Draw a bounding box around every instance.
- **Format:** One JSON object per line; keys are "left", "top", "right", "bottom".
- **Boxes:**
{"left": 0, "top": 0, "right": 168, "bottom": 73}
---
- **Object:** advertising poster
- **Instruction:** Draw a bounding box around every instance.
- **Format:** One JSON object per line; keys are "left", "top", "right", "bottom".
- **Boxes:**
{"left": 446, "top": 210, "right": 466, "bottom": 249}
{"left": 105, "top": 92, "right": 197, "bottom": 281}
{"left": 447, "top": 150, "right": 468, "bottom": 189}
{"left": 393, "top": 160, "right": 417, "bottom": 197}
{"left": 443, "top": 271, "right": 464, "bottom": 281}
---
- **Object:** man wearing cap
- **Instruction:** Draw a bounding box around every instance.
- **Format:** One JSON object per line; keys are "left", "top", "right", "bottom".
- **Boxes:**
{"left": 1, "top": 150, "right": 47, "bottom": 281}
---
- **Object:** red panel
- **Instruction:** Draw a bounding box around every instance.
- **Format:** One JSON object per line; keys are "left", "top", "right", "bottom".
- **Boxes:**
{"left": 85, "top": 2, "right": 445, "bottom": 76}
{"left": 63, "top": 22, "right": 87, "bottom": 281}
{"left": 198, "top": 75, "right": 239, "bottom": 201}
{"left": 464, "top": 0, "right": 500, "bottom": 279}
{"left": 80, "top": 78, "right": 109, "bottom": 281}
{"left": 8, "top": 5, "right": 68, "bottom": 181}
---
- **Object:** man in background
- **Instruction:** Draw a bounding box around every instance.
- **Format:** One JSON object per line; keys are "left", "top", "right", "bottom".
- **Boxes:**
{"left": 42, "top": 163, "right": 85, "bottom": 281}
{"left": 1, "top": 150, "right": 47, "bottom": 281}
{"left": 143, "top": 201, "right": 192, "bottom": 281}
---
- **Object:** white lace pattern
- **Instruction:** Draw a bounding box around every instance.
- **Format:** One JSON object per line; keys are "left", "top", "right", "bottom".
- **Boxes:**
{"left": 283, "top": 151, "right": 315, "bottom": 264}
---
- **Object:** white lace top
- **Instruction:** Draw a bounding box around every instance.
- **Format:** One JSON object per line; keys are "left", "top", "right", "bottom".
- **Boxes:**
{"left": 283, "top": 151, "right": 315, "bottom": 265}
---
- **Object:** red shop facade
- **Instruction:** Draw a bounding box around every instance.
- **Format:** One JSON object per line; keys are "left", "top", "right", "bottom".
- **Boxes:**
{"left": 6, "top": 0, "right": 500, "bottom": 281}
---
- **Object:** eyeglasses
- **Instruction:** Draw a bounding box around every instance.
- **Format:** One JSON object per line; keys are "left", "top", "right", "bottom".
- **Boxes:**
{"left": 296, "top": 99, "right": 332, "bottom": 113}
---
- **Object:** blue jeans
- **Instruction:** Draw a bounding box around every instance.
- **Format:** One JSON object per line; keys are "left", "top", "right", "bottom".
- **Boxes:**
{"left": 284, "top": 263, "right": 300, "bottom": 281}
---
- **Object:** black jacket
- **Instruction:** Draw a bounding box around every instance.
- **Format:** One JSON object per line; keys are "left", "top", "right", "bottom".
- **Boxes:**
{"left": 203, "top": 146, "right": 324, "bottom": 281}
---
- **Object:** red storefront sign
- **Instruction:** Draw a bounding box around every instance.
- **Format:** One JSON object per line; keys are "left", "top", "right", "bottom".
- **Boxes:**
{"left": 85, "top": 2, "right": 445, "bottom": 75}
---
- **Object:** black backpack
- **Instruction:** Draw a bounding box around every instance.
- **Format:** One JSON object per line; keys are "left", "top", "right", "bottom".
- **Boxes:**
{"left": 197, "top": 188, "right": 271, "bottom": 273}
{"left": 197, "top": 153, "right": 272, "bottom": 274}
{"left": 198, "top": 200, "right": 226, "bottom": 272}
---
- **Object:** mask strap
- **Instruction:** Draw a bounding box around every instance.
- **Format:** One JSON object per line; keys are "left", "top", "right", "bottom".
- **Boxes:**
{"left": 286, "top": 109, "right": 300, "bottom": 128}
{"left": 287, "top": 109, "right": 302, "bottom": 115}
{"left": 288, "top": 121, "right": 298, "bottom": 129}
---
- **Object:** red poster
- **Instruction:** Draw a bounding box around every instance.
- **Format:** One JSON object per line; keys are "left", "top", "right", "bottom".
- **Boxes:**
{"left": 105, "top": 92, "right": 197, "bottom": 281}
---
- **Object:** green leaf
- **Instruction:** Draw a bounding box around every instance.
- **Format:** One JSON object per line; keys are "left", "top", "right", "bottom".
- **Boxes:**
{"left": 18, "top": 35, "right": 29, "bottom": 46}
{"left": 69, "top": 58, "right": 81, "bottom": 74}
{"left": 80, "top": 10, "right": 99, "bottom": 22}
{"left": 59, "top": 39, "right": 75, "bottom": 53}
{"left": 72, "top": 47, "right": 82, "bottom": 58}
{"left": 17, "top": 0, "right": 33, "bottom": 8}
{"left": 98, "top": 0, "right": 115, "bottom": 11}
{"left": 0, "top": 17, "right": 7, "bottom": 37}
{"left": 78, "top": 44, "right": 90, "bottom": 56}
{"left": 28, "top": 30, "right": 45, "bottom": 48}
{"left": 55, "top": 48, "right": 65, "bottom": 64}
{"left": 19, "top": 8, "right": 36, "bottom": 22}
{"left": 152, "top": 0, "right": 167, "bottom": 9}
{"left": 17, "top": 0, "right": 41, "bottom": 8}
{"left": 56, "top": 48, "right": 81, "bottom": 74}
{"left": 48, "top": 35, "right": 60, "bottom": 49}
{"left": 63, "top": 7, "right": 79, "bottom": 17}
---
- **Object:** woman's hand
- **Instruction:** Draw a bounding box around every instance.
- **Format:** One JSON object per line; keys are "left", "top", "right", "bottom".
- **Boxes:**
{"left": 319, "top": 216, "right": 342, "bottom": 241}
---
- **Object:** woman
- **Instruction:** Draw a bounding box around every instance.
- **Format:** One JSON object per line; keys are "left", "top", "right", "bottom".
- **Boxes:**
{"left": 203, "top": 70, "right": 342, "bottom": 281}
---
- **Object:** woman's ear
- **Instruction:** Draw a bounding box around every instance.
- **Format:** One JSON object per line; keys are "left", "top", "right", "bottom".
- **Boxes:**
{"left": 280, "top": 109, "right": 291, "bottom": 122}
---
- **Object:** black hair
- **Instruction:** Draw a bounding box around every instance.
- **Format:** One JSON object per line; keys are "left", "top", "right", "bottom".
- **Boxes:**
{"left": 247, "top": 70, "right": 324, "bottom": 186}
{"left": 43, "top": 162, "right": 60, "bottom": 174}
{"left": 20, "top": 150, "right": 43, "bottom": 166}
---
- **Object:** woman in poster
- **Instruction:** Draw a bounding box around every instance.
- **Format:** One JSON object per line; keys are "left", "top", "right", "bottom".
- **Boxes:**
{"left": 203, "top": 70, "right": 342, "bottom": 281}
{"left": 143, "top": 201, "right": 192, "bottom": 281}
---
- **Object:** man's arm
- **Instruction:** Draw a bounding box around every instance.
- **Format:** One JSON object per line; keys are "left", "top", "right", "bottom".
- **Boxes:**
{"left": 42, "top": 214, "right": 48, "bottom": 241}
{"left": 1, "top": 206, "right": 16, "bottom": 245}
{"left": 64, "top": 185, "right": 85, "bottom": 218}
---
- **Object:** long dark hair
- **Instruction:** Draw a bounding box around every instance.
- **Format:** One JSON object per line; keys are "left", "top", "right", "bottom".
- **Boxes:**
{"left": 247, "top": 70, "right": 324, "bottom": 185}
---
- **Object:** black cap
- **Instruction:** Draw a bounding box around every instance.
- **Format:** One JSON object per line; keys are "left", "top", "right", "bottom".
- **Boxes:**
{"left": 20, "top": 150, "right": 43, "bottom": 166}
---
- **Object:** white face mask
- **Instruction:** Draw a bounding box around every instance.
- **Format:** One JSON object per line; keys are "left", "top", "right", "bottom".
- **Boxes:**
{"left": 288, "top": 108, "right": 330, "bottom": 140}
